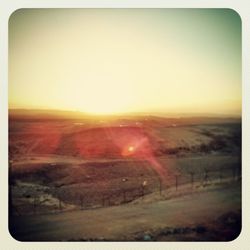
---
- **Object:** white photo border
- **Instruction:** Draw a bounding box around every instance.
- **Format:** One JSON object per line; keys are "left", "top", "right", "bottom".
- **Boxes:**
{"left": 0, "top": 0, "right": 249, "bottom": 249}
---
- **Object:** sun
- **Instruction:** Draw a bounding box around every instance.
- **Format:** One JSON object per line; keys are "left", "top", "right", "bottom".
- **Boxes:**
{"left": 128, "top": 146, "right": 135, "bottom": 152}
{"left": 77, "top": 96, "right": 131, "bottom": 115}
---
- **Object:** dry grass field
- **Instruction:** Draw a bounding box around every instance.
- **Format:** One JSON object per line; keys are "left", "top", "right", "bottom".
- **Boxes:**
{"left": 9, "top": 111, "right": 241, "bottom": 241}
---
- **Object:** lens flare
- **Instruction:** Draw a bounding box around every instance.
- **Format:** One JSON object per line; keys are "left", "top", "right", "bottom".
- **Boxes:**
{"left": 128, "top": 146, "right": 134, "bottom": 152}
{"left": 74, "top": 125, "right": 168, "bottom": 182}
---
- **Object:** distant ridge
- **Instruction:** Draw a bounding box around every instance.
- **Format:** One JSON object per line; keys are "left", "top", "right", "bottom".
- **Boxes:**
{"left": 8, "top": 108, "right": 241, "bottom": 125}
{"left": 9, "top": 109, "right": 90, "bottom": 119}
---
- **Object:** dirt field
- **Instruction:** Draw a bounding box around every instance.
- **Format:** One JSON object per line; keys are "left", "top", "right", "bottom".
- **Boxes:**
{"left": 9, "top": 112, "right": 241, "bottom": 241}
{"left": 10, "top": 182, "right": 241, "bottom": 241}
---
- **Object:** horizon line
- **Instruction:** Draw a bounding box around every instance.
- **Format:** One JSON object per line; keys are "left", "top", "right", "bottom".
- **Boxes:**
{"left": 9, "top": 107, "right": 242, "bottom": 119}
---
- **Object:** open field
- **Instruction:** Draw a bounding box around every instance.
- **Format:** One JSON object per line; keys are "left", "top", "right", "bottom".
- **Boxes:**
{"left": 9, "top": 111, "right": 241, "bottom": 241}
{"left": 10, "top": 182, "right": 241, "bottom": 241}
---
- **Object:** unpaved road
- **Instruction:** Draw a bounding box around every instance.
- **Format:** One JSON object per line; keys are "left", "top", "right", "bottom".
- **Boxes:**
{"left": 10, "top": 183, "right": 241, "bottom": 241}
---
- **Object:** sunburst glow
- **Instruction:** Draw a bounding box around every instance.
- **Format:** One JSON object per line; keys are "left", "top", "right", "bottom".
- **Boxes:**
{"left": 128, "top": 146, "right": 135, "bottom": 152}
{"left": 9, "top": 9, "right": 241, "bottom": 116}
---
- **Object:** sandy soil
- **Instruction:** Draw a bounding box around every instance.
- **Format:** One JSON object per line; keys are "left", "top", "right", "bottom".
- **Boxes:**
{"left": 9, "top": 181, "right": 241, "bottom": 241}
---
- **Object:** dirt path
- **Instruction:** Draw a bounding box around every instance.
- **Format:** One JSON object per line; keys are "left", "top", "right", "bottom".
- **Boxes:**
{"left": 10, "top": 183, "right": 241, "bottom": 241}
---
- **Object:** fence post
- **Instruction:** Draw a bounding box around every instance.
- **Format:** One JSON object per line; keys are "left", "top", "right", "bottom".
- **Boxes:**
{"left": 123, "top": 190, "right": 126, "bottom": 203}
{"left": 219, "top": 167, "right": 223, "bottom": 183}
{"left": 33, "top": 197, "right": 37, "bottom": 215}
{"left": 141, "top": 180, "right": 147, "bottom": 199}
{"left": 175, "top": 175, "right": 179, "bottom": 191}
{"left": 57, "top": 190, "right": 62, "bottom": 212}
{"left": 80, "top": 195, "right": 83, "bottom": 210}
{"left": 102, "top": 195, "right": 105, "bottom": 207}
{"left": 190, "top": 172, "right": 194, "bottom": 189}
{"left": 141, "top": 186, "right": 144, "bottom": 199}
{"left": 203, "top": 169, "right": 209, "bottom": 187}
{"left": 59, "top": 199, "right": 62, "bottom": 212}
{"left": 159, "top": 179, "right": 162, "bottom": 195}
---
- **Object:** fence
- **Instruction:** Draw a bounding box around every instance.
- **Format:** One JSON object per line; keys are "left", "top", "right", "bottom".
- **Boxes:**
{"left": 10, "top": 164, "right": 241, "bottom": 216}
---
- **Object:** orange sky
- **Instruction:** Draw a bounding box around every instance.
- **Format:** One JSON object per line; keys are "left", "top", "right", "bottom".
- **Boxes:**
{"left": 9, "top": 9, "right": 241, "bottom": 116}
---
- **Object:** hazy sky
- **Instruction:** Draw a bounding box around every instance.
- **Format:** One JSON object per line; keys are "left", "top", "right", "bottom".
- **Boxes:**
{"left": 9, "top": 9, "right": 241, "bottom": 115}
